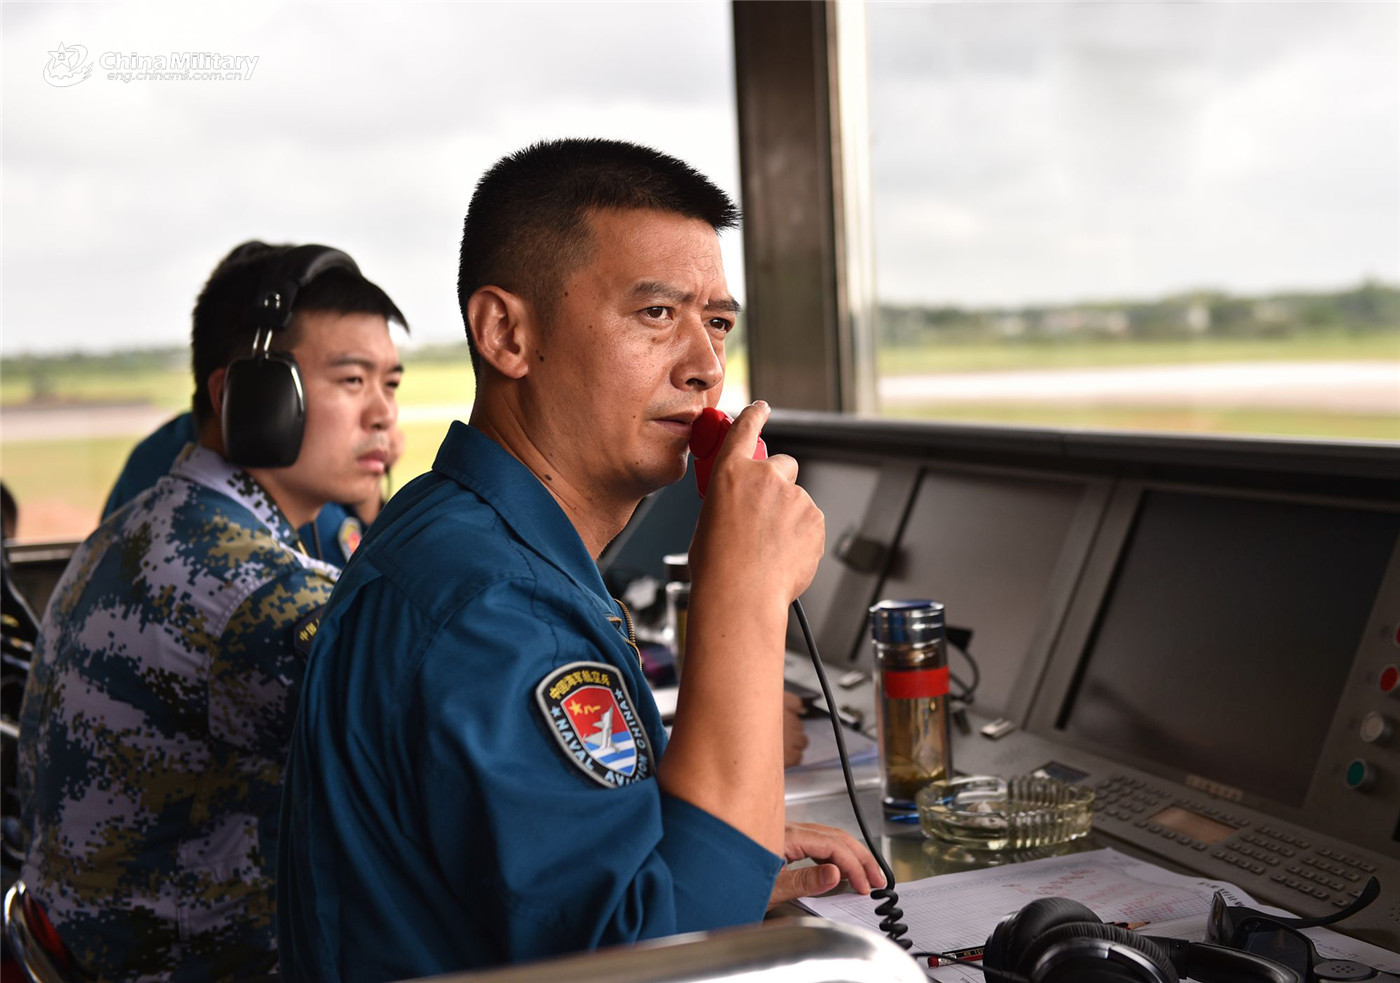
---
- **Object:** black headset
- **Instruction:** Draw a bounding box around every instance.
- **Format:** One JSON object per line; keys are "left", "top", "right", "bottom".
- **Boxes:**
{"left": 221, "top": 244, "right": 361, "bottom": 468}
{"left": 983, "top": 898, "right": 1303, "bottom": 983}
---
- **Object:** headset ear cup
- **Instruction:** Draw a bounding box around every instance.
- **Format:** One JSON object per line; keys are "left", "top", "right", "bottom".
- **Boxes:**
{"left": 221, "top": 352, "right": 306, "bottom": 468}
{"left": 1026, "top": 922, "right": 1179, "bottom": 983}
{"left": 985, "top": 898, "right": 1103, "bottom": 982}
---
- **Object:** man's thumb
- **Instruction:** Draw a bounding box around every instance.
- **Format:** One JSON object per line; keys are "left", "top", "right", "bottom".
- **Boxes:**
{"left": 770, "top": 863, "right": 842, "bottom": 905}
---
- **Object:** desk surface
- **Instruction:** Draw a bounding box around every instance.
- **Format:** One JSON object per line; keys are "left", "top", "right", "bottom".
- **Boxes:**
{"left": 786, "top": 779, "right": 1110, "bottom": 887}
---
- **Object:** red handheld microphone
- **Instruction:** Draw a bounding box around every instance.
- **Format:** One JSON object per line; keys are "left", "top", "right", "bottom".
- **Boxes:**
{"left": 689, "top": 407, "right": 767, "bottom": 498}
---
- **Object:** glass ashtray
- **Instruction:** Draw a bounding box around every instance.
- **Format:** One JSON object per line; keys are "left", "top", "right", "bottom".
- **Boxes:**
{"left": 915, "top": 775, "right": 1095, "bottom": 851}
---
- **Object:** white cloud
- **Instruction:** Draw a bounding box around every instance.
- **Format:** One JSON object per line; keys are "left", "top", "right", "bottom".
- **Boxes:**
{"left": 2, "top": 1, "right": 742, "bottom": 354}
{"left": 866, "top": 1, "right": 1400, "bottom": 307}
{"left": 5, "top": 1, "right": 1397, "bottom": 351}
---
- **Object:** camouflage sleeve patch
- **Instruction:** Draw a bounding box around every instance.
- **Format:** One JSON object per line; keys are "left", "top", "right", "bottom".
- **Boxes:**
{"left": 291, "top": 603, "right": 327, "bottom": 658}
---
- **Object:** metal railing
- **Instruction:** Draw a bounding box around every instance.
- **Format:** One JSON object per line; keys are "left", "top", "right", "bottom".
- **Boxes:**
{"left": 4, "top": 882, "right": 77, "bottom": 983}
{"left": 418, "top": 917, "right": 926, "bottom": 983}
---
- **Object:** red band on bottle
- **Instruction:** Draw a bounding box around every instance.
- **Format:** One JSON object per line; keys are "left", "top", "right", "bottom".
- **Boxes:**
{"left": 883, "top": 666, "right": 949, "bottom": 700}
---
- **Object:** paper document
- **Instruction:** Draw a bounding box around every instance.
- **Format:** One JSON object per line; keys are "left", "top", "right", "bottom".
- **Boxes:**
{"left": 797, "top": 847, "right": 1400, "bottom": 980}
{"left": 789, "top": 715, "right": 879, "bottom": 771}
{"left": 783, "top": 716, "right": 879, "bottom": 803}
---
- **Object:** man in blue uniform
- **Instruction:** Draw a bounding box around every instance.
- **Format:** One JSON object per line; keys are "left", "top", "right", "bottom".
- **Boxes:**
{"left": 17, "top": 242, "right": 406, "bottom": 980}
{"left": 279, "top": 139, "right": 884, "bottom": 982}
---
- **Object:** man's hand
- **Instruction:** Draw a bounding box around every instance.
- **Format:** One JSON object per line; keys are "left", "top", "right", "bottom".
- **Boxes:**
{"left": 688, "top": 401, "right": 824, "bottom": 608}
{"left": 767, "top": 822, "right": 887, "bottom": 907}
{"left": 783, "top": 691, "right": 808, "bottom": 768}
{"left": 661, "top": 402, "right": 824, "bottom": 855}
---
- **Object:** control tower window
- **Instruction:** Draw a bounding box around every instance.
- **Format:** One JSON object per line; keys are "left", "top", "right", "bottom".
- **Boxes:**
{"left": 2, "top": 3, "right": 745, "bottom": 544}
{"left": 862, "top": 3, "right": 1399, "bottom": 442}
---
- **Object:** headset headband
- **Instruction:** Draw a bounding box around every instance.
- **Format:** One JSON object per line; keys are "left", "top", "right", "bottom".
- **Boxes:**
{"left": 255, "top": 244, "right": 361, "bottom": 336}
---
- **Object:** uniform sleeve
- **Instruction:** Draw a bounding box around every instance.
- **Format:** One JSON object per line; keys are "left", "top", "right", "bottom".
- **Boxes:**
{"left": 410, "top": 578, "right": 784, "bottom": 963}
{"left": 209, "top": 565, "right": 336, "bottom": 758}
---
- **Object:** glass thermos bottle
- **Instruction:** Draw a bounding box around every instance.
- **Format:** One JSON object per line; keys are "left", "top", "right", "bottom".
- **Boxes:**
{"left": 868, "top": 599, "right": 952, "bottom": 812}
{"left": 663, "top": 553, "right": 691, "bottom": 679}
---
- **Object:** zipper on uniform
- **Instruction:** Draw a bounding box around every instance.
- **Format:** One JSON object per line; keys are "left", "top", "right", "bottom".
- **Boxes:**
{"left": 608, "top": 599, "right": 643, "bottom": 670}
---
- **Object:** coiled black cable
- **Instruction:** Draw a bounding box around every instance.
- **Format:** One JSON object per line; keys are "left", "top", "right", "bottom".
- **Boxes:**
{"left": 792, "top": 598, "right": 911, "bottom": 950}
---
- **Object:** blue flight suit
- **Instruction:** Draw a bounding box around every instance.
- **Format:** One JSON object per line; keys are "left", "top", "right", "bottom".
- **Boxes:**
{"left": 278, "top": 422, "right": 783, "bottom": 982}
{"left": 104, "top": 413, "right": 363, "bottom": 566}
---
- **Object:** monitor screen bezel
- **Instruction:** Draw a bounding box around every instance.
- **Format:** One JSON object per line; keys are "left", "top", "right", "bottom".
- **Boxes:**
{"left": 1024, "top": 477, "right": 1400, "bottom": 821}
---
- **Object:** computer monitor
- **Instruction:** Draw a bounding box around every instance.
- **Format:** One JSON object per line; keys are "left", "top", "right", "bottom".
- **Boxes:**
{"left": 873, "top": 466, "right": 1100, "bottom": 718}
{"left": 785, "top": 458, "right": 886, "bottom": 660}
{"left": 1051, "top": 488, "right": 1400, "bottom": 810}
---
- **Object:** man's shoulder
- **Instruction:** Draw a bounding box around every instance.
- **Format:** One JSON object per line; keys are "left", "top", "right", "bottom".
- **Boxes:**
{"left": 159, "top": 477, "right": 323, "bottom": 572}
{"left": 366, "top": 471, "right": 532, "bottom": 591}
{"left": 84, "top": 474, "right": 334, "bottom": 633}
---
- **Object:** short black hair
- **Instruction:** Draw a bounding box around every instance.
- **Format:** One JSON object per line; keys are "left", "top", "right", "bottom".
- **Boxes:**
{"left": 456, "top": 138, "right": 739, "bottom": 370}
{"left": 190, "top": 241, "right": 407, "bottom": 425}
{"left": 1, "top": 481, "right": 16, "bottom": 542}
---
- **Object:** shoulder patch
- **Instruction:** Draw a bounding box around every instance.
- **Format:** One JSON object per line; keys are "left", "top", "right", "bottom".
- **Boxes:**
{"left": 535, "top": 661, "right": 654, "bottom": 788}
{"left": 337, "top": 515, "right": 365, "bottom": 561}
{"left": 291, "top": 604, "right": 327, "bottom": 658}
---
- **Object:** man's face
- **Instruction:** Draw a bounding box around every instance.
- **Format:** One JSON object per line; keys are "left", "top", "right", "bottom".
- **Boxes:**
{"left": 523, "top": 207, "right": 736, "bottom": 503}
{"left": 256, "top": 309, "right": 402, "bottom": 522}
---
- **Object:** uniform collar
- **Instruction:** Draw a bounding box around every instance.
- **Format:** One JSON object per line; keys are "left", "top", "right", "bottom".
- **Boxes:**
{"left": 431, "top": 422, "right": 613, "bottom": 606}
{"left": 169, "top": 443, "right": 308, "bottom": 554}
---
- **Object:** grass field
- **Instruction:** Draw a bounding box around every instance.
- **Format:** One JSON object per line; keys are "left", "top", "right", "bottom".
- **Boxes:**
{"left": 890, "top": 403, "right": 1400, "bottom": 441}
{"left": 876, "top": 330, "right": 1400, "bottom": 374}
{"left": 2, "top": 335, "right": 1395, "bottom": 542}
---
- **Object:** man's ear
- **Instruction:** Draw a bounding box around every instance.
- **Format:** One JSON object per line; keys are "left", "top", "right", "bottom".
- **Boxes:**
{"left": 207, "top": 367, "right": 229, "bottom": 423}
{"left": 467, "top": 286, "right": 535, "bottom": 380}
{"left": 199, "top": 367, "right": 230, "bottom": 454}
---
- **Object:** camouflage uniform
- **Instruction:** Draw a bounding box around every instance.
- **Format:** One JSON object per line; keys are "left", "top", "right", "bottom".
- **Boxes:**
{"left": 17, "top": 444, "right": 338, "bottom": 982}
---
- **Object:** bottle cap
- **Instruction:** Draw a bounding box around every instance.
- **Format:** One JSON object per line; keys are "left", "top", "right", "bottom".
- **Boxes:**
{"left": 868, "top": 599, "right": 944, "bottom": 645}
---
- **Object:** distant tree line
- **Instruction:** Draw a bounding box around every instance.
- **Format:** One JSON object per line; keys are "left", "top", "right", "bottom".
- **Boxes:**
{"left": 878, "top": 279, "right": 1400, "bottom": 347}
{"left": 1, "top": 347, "right": 188, "bottom": 401}
{"left": 3, "top": 282, "right": 1396, "bottom": 386}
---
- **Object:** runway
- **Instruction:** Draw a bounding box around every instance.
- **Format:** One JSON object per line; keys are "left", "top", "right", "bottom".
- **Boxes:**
{"left": 1, "top": 361, "right": 1396, "bottom": 445}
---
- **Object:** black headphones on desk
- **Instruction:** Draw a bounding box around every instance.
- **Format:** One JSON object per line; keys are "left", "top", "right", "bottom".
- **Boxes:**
{"left": 221, "top": 244, "right": 361, "bottom": 468}
{"left": 983, "top": 898, "right": 1303, "bottom": 983}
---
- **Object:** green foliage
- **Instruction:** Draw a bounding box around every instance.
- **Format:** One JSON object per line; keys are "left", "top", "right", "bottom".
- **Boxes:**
{"left": 1, "top": 347, "right": 190, "bottom": 408}
{"left": 877, "top": 279, "right": 1400, "bottom": 349}
{"left": 877, "top": 330, "right": 1400, "bottom": 375}
{"left": 0, "top": 286, "right": 1392, "bottom": 542}
{"left": 891, "top": 403, "right": 1400, "bottom": 442}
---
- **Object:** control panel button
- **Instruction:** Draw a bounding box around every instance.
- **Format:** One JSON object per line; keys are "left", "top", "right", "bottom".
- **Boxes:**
{"left": 1380, "top": 664, "right": 1400, "bottom": 694}
{"left": 1360, "top": 712, "right": 1393, "bottom": 746}
{"left": 1344, "top": 759, "right": 1378, "bottom": 792}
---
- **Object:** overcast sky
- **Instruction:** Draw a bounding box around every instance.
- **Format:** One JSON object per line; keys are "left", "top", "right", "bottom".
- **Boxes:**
{"left": 3, "top": 1, "right": 1397, "bottom": 355}
{"left": 867, "top": 1, "right": 1400, "bottom": 308}
{"left": 3, "top": 1, "right": 742, "bottom": 356}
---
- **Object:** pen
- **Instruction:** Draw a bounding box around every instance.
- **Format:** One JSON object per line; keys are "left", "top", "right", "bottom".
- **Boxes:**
{"left": 925, "top": 926, "right": 1148, "bottom": 967}
{"left": 928, "top": 945, "right": 984, "bottom": 967}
